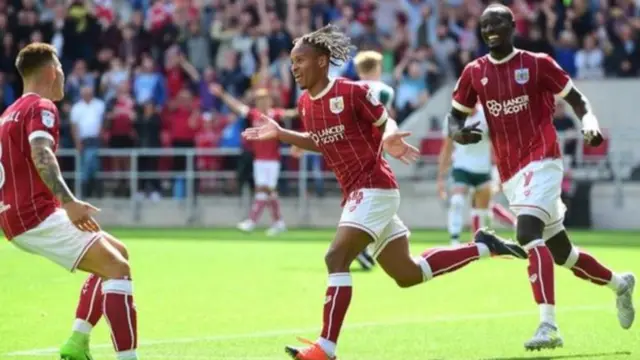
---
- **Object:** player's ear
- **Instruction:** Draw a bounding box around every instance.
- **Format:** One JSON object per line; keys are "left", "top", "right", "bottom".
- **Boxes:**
{"left": 317, "top": 55, "right": 328, "bottom": 68}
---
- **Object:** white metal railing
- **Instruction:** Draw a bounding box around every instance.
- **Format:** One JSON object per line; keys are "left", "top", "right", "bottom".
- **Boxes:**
{"left": 56, "top": 130, "right": 631, "bottom": 209}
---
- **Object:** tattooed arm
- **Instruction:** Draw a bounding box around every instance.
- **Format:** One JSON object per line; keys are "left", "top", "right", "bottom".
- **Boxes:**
{"left": 29, "top": 137, "right": 75, "bottom": 204}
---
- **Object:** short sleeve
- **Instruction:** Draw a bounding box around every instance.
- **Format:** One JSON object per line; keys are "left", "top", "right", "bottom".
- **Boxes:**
{"left": 451, "top": 64, "right": 477, "bottom": 114}
{"left": 537, "top": 55, "right": 573, "bottom": 98}
{"left": 353, "top": 83, "right": 388, "bottom": 127}
{"left": 26, "top": 99, "right": 59, "bottom": 145}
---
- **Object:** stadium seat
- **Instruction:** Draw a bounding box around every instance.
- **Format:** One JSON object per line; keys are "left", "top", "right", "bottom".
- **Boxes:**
{"left": 420, "top": 135, "right": 443, "bottom": 163}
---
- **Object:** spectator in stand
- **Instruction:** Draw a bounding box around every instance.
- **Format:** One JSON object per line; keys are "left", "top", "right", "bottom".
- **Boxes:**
{"left": 575, "top": 33, "right": 606, "bottom": 79}
{"left": 105, "top": 82, "right": 137, "bottom": 196}
{"left": 608, "top": 22, "right": 640, "bottom": 77}
{"left": 65, "top": 59, "right": 96, "bottom": 103}
{"left": 0, "top": 72, "right": 15, "bottom": 113}
{"left": 136, "top": 101, "right": 162, "bottom": 201}
{"left": 70, "top": 85, "right": 105, "bottom": 198}
{"left": 133, "top": 53, "right": 166, "bottom": 107}
{"left": 394, "top": 49, "right": 429, "bottom": 123}
{"left": 166, "top": 87, "right": 201, "bottom": 198}
{"left": 100, "top": 57, "right": 130, "bottom": 103}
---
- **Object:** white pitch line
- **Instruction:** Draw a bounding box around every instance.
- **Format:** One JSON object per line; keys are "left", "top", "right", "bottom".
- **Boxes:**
{"left": 6, "top": 304, "right": 610, "bottom": 356}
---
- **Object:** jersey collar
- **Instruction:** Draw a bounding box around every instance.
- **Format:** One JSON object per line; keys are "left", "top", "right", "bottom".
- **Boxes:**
{"left": 488, "top": 49, "right": 519, "bottom": 64}
{"left": 309, "top": 78, "right": 336, "bottom": 100}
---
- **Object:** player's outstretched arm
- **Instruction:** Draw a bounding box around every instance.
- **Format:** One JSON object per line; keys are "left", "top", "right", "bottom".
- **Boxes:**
{"left": 209, "top": 83, "right": 249, "bottom": 118}
{"left": 30, "top": 137, "right": 75, "bottom": 204}
{"left": 241, "top": 114, "right": 321, "bottom": 152}
{"left": 563, "top": 88, "right": 604, "bottom": 147}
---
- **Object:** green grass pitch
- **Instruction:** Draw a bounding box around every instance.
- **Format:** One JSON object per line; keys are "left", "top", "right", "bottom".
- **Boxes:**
{"left": 1, "top": 228, "right": 640, "bottom": 359}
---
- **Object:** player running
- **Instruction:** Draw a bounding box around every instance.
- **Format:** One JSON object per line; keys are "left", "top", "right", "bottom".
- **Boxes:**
{"left": 210, "top": 84, "right": 297, "bottom": 236}
{"left": 243, "top": 25, "right": 528, "bottom": 360}
{"left": 0, "top": 43, "right": 139, "bottom": 360}
{"left": 438, "top": 103, "right": 516, "bottom": 245}
{"left": 447, "top": 4, "right": 635, "bottom": 351}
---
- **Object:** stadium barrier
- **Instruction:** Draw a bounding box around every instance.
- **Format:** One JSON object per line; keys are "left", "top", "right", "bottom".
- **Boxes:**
{"left": 52, "top": 129, "right": 640, "bottom": 229}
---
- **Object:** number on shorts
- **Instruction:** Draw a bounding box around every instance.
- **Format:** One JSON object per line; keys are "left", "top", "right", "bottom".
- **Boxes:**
{"left": 523, "top": 171, "right": 533, "bottom": 187}
{"left": 348, "top": 190, "right": 364, "bottom": 212}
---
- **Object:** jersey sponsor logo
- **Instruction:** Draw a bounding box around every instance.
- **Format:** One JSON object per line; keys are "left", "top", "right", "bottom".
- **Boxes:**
{"left": 514, "top": 68, "right": 530, "bottom": 85}
{"left": 309, "top": 124, "right": 345, "bottom": 145}
{"left": 329, "top": 96, "right": 345, "bottom": 114}
{"left": 365, "top": 89, "right": 380, "bottom": 106}
{"left": 41, "top": 110, "right": 55, "bottom": 128}
{"left": 485, "top": 95, "right": 529, "bottom": 117}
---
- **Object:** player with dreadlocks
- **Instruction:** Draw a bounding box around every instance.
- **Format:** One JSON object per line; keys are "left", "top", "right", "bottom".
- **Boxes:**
{"left": 243, "top": 25, "right": 528, "bottom": 360}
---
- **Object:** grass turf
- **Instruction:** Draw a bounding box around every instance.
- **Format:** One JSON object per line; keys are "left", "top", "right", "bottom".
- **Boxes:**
{"left": 1, "top": 229, "right": 639, "bottom": 360}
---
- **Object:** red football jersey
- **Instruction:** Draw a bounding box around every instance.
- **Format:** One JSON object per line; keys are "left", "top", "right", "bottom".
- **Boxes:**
{"left": 298, "top": 78, "right": 398, "bottom": 203}
{"left": 0, "top": 93, "right": 61, "bottom": 240}
{"left": 452, "top": 49, "right": 571, "bottom": 181}
{"left": 248, "top": 108, "right": 284, "bottom": 161}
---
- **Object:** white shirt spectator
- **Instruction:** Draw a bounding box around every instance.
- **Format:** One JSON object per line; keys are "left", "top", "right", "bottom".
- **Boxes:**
{"left": 70, "top": 99, "right": 106, "bottom": 139}
{"left": 575, "top": 48, "right": 605, "bottom": 80}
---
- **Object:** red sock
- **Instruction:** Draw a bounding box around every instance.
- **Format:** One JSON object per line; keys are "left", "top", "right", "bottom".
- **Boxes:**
{"left": 249, "top": 194, "right": 268, "bottom": 222}
{"left": 74, "top": 274, "right": 103, "bottom": 331}
{"left": 102, "top": 279, "right": 138, "bottom": 353}
{"left": 491, "top": 203, "right": 516, "bottom": 227}
{"left": 571, "top": 250, "right": 613, "bottom": 285}
{"left": 471, "top": 214, "right": 481, "bottom": 234}
{"left": 320, "top": 273, "right": 352, "bottom": 345}
{"left": 527, "top": 243, "right": 555, "bottom": 305}
{"left": 269, "top": 196, "right": 282, "bottom": 221}
{"left": 420, "top": 244, "right": 483, "bottom": 279}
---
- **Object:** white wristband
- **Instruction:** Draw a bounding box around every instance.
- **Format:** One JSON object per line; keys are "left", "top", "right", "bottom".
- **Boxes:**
{"left": 581, "top": 112, "right": 600, "bottom": 131}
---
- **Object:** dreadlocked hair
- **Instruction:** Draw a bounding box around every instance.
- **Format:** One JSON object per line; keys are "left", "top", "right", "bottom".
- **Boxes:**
{"left": 294, "top": 24, "right": 356, "bottom": 66}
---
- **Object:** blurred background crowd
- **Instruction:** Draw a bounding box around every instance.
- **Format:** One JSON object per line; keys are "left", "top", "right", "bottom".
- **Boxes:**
{"left": 0, "top": 0, "right": 638, "bottom": 199}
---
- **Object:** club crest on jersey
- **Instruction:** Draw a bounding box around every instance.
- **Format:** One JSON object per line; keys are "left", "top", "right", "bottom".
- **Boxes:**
{"left": 329, "top": 96, "right": 344, "bottom": 114}
{"left": 41, "top": 110, "right": 55, "bottom": 128}
{"left": 514, "top": 68, "right": 529, "bottom": 85}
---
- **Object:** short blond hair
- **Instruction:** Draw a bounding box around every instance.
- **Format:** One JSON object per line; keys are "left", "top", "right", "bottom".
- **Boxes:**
{"left": 15, "top": 42, "right": 58, "bottom": 79}
{"left": 354, "top": 51, "right": 383, "bottom": 75}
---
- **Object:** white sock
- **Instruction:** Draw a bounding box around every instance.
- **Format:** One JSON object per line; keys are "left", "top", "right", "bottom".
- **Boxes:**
{"left": 317, "top": 337, "right": 336, "bottom": 357}
{"left": 471, "top": 208, "right": 490, "bottom": 228}
{"left": 608, "top": 273, "right": 625, "bottom": 293}
{"left": 539, "top": 304, "right": 556, "bottom": 326}
{"left": 448, "top": 193, "right": 466, "bottom": 238}
{"left": 476, "top": 243, "right": 490, "bottom": 258}
{"left": 116, "top": 349, "right": 138, "bottom": 360}
{"left": 72, "top": 319, "right": 93, "bottom": 334}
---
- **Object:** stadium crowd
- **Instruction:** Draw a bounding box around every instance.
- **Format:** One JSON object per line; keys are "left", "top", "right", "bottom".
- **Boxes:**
{"left": 0, "top": 0, "right": 638, "bottom": 198}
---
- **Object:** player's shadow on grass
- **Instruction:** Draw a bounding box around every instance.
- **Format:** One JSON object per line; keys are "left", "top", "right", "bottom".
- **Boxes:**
{"left": 482, "top": 351, "right": 631, "bottom": 360}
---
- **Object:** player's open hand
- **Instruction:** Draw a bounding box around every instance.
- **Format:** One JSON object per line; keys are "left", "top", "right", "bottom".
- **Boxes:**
{"left": 452, "top": 121, "right": 483, "bottom": 145}
{"left": 63, "top": 200, "right": 101, "bottom": 233}
{"left": 242, "top": 114, "right": 281, "bottom": 141}
{"left": 582, "top": 127, "right": 604, "bottom": 147}
{"left": 382, "top": 130, "right": 420, "bottom": 164}
{"left": 290, "top": 145, "right": 304, "bottom": 158}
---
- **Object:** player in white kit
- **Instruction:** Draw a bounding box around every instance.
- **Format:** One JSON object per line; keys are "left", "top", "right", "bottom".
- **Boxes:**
{"left": 354, "top": 51, "right": 395, "bottom": 270}
{"left": 439, "top": 104, "right": 516, "bottom": 245}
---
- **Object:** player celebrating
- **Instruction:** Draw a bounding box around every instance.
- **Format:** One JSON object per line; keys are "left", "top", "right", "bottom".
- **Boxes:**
{"left": 438, "top": 103, "right": 516, "bottom": 245}
{"left": 448, "top": 4, "right": 635, "bottom": 350}
{"left": 243, "top": 25, "right": 528, "bottom": 360}
{"left": 0, "top": 43, "right": 138, "bottom": 360}
{"left": 211, "top": 84, "right": 297, "bottom": 236}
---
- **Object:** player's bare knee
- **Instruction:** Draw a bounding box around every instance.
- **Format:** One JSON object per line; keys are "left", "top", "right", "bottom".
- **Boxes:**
{"left": 103, "top": 258, "right": 131, "bottom": 279}
{"left": 324, "top": 247, "right": 349, "bottom": 272}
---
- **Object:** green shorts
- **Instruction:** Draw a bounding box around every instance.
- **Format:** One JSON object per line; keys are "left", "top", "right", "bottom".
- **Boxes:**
{"left": 451, "top": 168, "right": 492, "bottom": 189}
